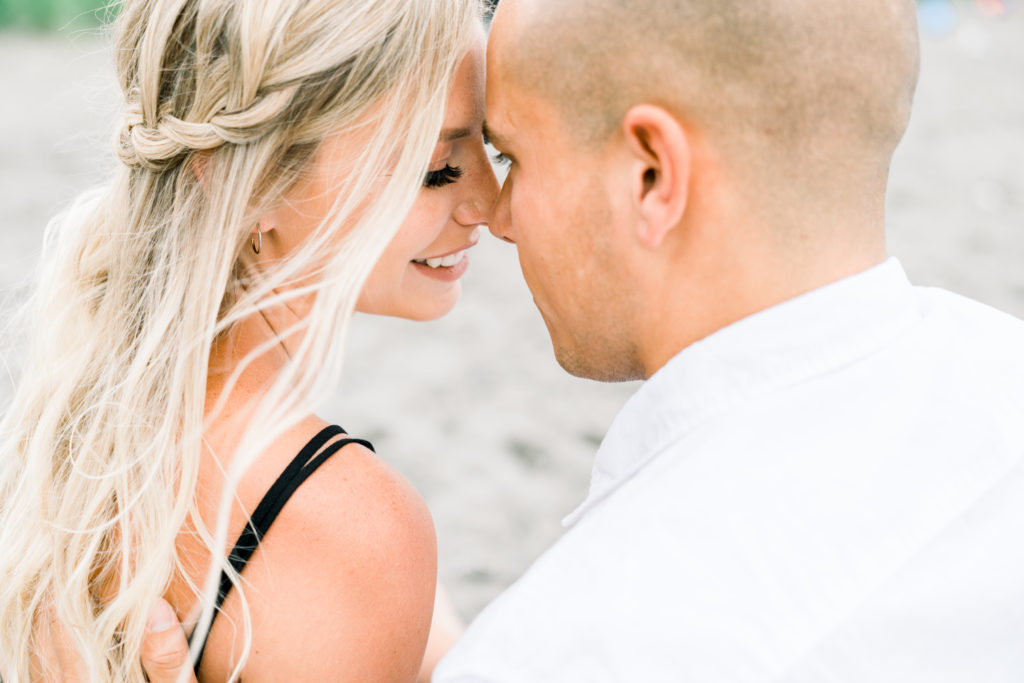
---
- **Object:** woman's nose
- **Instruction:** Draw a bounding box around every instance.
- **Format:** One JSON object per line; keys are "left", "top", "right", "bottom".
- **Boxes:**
{"left": 454, "top": 154, "right": 500, "bottom": 227}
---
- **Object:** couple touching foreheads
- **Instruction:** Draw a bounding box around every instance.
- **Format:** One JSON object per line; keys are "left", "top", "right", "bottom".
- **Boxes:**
{"left": 4, "top": 0, "right": 1024, "bottom": 681}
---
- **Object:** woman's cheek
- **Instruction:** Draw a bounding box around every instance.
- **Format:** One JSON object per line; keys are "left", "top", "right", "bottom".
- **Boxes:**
{"left": 355, "top": 261, "right": 393, "bottom": 314}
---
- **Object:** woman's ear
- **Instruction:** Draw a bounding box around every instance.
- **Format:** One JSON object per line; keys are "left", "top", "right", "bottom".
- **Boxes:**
{"left": 191, "top": 152, "right": 211, "bottom": 191}
{"left": 622, "top": 105, "right": 690, "bottom": 249}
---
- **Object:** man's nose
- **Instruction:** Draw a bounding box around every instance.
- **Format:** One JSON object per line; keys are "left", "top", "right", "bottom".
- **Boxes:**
{"left": 488, "top": 218, "right": 515, "bottom": 244}
{"left": 486, "top": 187, "right": 515, "bottom": 243}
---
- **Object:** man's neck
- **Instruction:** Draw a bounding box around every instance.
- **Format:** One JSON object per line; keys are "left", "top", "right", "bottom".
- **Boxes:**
{"left": 636, "top": 239, "right": 888, "bottom": 379}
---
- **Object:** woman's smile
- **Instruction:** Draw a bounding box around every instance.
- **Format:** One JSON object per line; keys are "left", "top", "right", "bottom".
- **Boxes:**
{"left": 411, "top": 227, "right": 480, "bottom": 275}
{"left": 410, "top": 228, "right": 480, "bottom": 282}
{"left": 411, "top": 252, "right": 470, "bottom": 281}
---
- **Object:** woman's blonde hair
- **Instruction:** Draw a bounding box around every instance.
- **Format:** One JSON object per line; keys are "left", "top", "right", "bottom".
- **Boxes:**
{"left": 0, "top": 0, "right": 478, "bottom": 679}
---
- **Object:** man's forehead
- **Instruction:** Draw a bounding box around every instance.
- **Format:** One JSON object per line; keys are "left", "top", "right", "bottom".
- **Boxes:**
{"left": 483, "top": 41, "right": 519, "bottom": 147}
{"left": 483, "top": 78, "right": 526, "bottom": 152}
{"left": 484, "top": 0, "right": 530, "bottom": 99}
{"left": 484, "top": 0, "right": 564, "bottom": 149}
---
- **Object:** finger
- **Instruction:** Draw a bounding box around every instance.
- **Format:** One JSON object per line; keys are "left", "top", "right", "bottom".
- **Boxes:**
{"left": 141, "top": 599, "right": 197, "bottom": 683}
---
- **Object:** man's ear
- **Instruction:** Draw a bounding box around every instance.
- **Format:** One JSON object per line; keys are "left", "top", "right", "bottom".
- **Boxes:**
{"left": 622, "top": 105, "right": 690, "bottom": 249}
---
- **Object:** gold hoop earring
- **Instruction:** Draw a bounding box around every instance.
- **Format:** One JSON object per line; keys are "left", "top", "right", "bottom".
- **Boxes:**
{"left": 251, "top": 224, "right": 262, "bottom": 255}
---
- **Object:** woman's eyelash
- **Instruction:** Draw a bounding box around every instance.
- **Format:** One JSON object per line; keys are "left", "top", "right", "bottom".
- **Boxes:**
{"left": 423, "top": 164, "right": 463, "bottom": 188}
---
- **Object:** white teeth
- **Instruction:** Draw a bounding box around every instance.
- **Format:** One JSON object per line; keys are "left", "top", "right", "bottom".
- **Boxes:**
{"left": 441, "top": 251, "right": 465, "bottom": 267}
{"left": 416, "top": 250, "right": 465, "bottom": 269}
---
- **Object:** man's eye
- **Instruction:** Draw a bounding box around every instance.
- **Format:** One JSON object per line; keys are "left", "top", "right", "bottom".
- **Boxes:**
{"left": 423, "top": 164, "right": 463, "bottom": 188}
{"left": 491, "top": 152, "right": 512, "bottom": 168}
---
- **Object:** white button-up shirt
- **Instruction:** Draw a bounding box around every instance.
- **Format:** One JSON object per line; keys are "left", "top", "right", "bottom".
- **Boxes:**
{"left": 435, "top": 259, "right": 1024, "bottom": 682}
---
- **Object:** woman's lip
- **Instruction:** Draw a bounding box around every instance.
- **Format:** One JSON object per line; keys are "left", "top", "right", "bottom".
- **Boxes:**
{"left": 411, "top": 253, "right": 469, "bottom": 282}
{"left": 418, "top": 242, "right": 474, "bottom": 260}
{"left": 414, "top": 228, "right": 482, "bottom": 261}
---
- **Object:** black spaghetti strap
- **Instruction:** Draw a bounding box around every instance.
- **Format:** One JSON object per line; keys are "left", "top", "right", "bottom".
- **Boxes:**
{"left": 189, "top": 425, "right": 375, "bottom": 671}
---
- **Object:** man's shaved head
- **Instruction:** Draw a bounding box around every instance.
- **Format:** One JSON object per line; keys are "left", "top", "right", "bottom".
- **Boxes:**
{"left": 492, "top": 0, "right": 919, "bottom": 188}
{"left": 485, "top": 0, "right": 921, "bottom": 381}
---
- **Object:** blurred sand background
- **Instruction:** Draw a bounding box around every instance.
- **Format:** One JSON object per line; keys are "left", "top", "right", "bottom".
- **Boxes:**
{"left": 0, "top": 5, "right": 1022, "bottom": 621}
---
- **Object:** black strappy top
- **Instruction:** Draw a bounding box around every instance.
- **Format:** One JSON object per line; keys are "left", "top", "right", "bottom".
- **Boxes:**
{"left": 189, "top": 425, "right": 374, "bottom": 672}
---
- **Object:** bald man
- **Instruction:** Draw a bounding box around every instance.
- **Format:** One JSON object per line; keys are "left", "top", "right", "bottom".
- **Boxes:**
{"left": 433, "top": 0, "right": 1024, "bottom": 679}
{"left": 141, "top": 0, "right": 1024, "bottom": 680}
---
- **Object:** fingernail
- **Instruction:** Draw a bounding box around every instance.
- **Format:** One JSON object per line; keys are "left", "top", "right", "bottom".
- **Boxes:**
{"left": 146, "top": 600, "right": 176, "bottom": 633}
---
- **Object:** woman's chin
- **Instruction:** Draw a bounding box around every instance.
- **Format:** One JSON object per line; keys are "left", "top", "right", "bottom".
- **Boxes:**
{"left": 403, "top": 292, "right": 461, "bottom": 322}
{"left": 356, "top": 288, "right": 461, "bottom": 322}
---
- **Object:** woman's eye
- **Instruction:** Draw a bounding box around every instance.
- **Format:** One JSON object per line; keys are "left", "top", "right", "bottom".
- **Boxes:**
{"left": 491, "top": 152, "right": 512, "bottom": 168}
{"left": 423, "top": 164, "right": 463, "bottom": 188}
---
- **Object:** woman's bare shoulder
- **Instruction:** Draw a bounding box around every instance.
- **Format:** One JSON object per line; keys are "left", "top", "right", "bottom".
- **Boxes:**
{"left": 200, "top": 417, "right": 437, "bottom": 682}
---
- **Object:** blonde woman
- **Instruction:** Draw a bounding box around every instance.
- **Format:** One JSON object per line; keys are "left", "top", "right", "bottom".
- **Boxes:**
{"left": 0, "top": 0, "right": 497, "bottom": 680}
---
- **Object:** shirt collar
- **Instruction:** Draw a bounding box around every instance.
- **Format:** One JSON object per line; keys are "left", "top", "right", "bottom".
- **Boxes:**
{"left": 563, "top": 258, "right": 923, "bottom": 527}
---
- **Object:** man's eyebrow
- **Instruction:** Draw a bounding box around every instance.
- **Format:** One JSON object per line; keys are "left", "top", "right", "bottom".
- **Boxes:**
{"left": 482, "top": 121, "right": 510, "bottom": 149}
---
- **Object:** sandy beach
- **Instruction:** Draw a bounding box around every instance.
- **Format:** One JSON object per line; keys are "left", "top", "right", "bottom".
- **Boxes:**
{"left": 1, "top": 7, "right": 1022, "bottom": 620}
